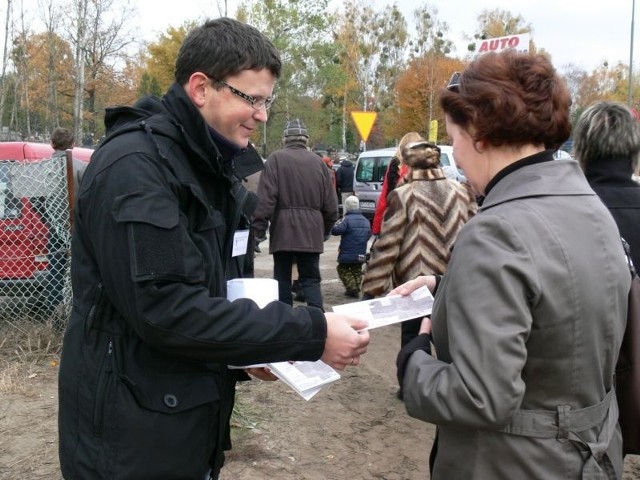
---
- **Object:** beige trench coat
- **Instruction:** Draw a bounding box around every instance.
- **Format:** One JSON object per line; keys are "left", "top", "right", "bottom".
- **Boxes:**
{"left": 403, "top": 157, "right": 628, "bottom": 479}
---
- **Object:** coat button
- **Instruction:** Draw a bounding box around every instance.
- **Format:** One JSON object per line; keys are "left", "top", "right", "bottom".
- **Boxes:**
{"left": 163, "top": 394, "right": 178, "bottom": 408}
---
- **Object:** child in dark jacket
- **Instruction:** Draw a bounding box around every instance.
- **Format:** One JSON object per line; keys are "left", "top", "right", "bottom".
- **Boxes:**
{"left": 331, "top": 196, "right": 372, "bottom": 298}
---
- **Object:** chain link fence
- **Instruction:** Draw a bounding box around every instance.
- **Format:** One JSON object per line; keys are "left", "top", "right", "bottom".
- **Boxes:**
{"left": 0, "top": 153, "right": 73, "bottom": 334}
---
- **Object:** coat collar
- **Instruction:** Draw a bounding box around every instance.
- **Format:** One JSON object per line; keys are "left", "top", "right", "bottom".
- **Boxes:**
{"left": 408, "top": 168, "right": 447, "bottom": 182}
{"left": 480, "top": 158, "right": 596, "bottom": 211}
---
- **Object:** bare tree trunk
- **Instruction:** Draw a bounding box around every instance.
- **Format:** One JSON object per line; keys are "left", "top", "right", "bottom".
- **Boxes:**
{"left": 73, "top": 0, "right": 88, "bottom": 143}
{"left": 0, "top": 0, "right": 11, "bottom": 129}
{"left": 341, "top": 83, "right": 347, "bottom": 152}
{"left": 16, "top": 7, "right": 30, "bottom": 139}
{"left": 42, "top": 0, "right": 61, "bottom": 130}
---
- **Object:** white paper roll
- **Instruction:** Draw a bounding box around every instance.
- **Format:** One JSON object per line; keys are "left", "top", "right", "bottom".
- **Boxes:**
{"left": 226, "top": 278, "right": 279, "bottom": 308}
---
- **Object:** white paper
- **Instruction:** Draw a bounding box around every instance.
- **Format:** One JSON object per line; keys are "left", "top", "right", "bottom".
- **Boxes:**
{"left": 267, "top": 360, "right": 341, "bottom": 401}
{"left": 332, "top": 285, "right": 434, "bottom": 330}
{"left": 231, "top": 230, "right": 250, "bottom": 257}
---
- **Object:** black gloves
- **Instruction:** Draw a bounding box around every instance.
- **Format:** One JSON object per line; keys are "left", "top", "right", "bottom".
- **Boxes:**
{"left": 396, "top": 333, "right": 432, "bottom": 389}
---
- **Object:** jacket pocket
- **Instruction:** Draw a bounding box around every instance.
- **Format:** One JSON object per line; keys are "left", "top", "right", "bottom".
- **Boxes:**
{"left": 112, "top": 190, "right": 208, "bottom": 283}
{"left": 110, "top": 371, "right": 221, "bottom": 479}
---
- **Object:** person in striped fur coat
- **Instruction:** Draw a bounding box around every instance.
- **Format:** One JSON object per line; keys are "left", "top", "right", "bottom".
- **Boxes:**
{"left": 361, "top": 141, "right": 476, "bottom": 381}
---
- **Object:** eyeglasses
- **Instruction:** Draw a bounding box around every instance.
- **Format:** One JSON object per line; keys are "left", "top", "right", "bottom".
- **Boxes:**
{"left": 219, "top": 80, "right": 275, "bottom": 110}
{"left": 447, "top": 72, "right": 461, "bottom": 92}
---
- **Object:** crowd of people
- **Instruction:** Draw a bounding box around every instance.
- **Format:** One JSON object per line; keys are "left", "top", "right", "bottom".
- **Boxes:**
{"left": 56, "top": 16, "right": 638, "bottom": 480}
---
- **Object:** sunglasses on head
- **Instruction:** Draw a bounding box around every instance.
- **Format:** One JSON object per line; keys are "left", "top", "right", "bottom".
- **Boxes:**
{"left": 447, "top": 71, "right": 461, "bottom": 92}
{"left": 406, "top": 141, "right": 438, "bottom": 150}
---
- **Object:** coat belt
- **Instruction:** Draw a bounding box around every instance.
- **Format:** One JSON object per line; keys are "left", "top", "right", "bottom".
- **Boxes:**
{"left": 500, "top": 389, "right": 619, "bottom": 480}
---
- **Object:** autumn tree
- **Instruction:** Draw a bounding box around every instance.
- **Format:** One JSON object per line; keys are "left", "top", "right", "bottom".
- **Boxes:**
{"left": 142, "top": 23, "right": 193, "bottom": 94}
{"left": 392, "top": 55, "right": 463, "bottom": 142}
{"left": 22, "top": 32, "right": 75, "bottom": 131}
{"left": 64, "top": 0, "right": 137, "bottom": 141}
{"left": 388, "top": 3, "right": 457, "bottom": 143}
{"left": 330, "top": 0, "right": 410, "bottom": 150}
{"left": 237, "top": 0, "right": 335, "bottom": 154}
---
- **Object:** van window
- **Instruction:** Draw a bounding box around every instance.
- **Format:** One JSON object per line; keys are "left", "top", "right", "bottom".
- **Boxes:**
{"left": 0, "top": 164, "right": 21, "bottom": 219}
{"left": 355, "top": 156, "right": 392, "bottom": 183}
{"left": 440, "top": 152, "right": 453, "bottom": 168}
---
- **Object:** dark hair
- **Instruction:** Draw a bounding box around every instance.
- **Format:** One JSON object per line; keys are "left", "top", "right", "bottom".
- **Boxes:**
{"left": 439, "top": 50, "right": 572, "bottom": 150}
{"left": 51, "top": 127, "right": 75, "bottom": 151}
{"left": 573, "top": 101, "right": 640, "bottom": 173}
{"left": 174, "top": 18, "right": 282, "bottom": 85}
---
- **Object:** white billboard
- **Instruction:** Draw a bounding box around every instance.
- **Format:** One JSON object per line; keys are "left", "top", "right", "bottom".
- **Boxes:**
{"left": 475, "top": 33, "right": 530, "bottom": 55}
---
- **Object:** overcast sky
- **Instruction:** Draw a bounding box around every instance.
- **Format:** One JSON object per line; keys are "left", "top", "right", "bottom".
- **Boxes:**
{"left": 132, "top": 0, "right": 636, "bottom": 73}
{"left": 10, "top": 0, "right": 638, "bottom": 74}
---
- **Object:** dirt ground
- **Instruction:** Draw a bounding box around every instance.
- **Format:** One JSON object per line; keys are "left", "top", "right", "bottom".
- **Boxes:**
{"left": 1, "top": 235, "right": 640, "bottom": 479}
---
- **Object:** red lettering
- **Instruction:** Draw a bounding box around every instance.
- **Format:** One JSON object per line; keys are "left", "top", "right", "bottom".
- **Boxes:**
{"left": 478, "top": 35, "right": 524, "bottom": 54}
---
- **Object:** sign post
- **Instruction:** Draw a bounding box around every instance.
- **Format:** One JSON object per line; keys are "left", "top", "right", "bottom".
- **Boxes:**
{"left": 350, "top": 111, "right": 377, "bottom": 151}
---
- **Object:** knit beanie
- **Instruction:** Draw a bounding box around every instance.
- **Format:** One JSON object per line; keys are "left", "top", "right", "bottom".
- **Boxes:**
{"left": 344, "top": 195, "right": 360, "bottom": 212}
{"left": 283, "top": 118, "right": 309, "bottom": 138}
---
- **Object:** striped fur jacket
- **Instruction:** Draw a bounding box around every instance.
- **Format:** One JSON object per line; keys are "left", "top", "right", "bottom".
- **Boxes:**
{"left": 361, "top": 168, "right": 477, "bottom": 297}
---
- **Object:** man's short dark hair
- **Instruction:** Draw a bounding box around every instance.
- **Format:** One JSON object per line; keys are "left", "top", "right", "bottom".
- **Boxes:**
{"left": 174, "top": 18, "right": 282, "bottom": 85}
{"left": 51, "top": 127, "right": 75, "bottom": 151}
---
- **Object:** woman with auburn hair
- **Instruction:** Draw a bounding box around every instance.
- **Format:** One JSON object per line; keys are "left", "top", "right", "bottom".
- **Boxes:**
{"left": 393, "top": 50, "right": 628, "bottom": 479}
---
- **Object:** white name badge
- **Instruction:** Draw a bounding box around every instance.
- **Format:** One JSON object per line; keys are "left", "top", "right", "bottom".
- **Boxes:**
{"left": 232, "top": 230, "right": 250, "bottom": 257}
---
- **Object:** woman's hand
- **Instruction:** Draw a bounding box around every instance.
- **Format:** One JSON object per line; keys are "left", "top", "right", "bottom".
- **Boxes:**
{"left": 388, "top": 275, "right": 436, "bottom": 296}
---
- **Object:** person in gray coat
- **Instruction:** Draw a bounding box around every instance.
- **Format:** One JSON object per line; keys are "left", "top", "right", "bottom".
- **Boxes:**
{"left": 253, "top": 118, "right": 338, "bottom": 310}
{"left": 393, "top": 50, "right": 628, "bottom": 479}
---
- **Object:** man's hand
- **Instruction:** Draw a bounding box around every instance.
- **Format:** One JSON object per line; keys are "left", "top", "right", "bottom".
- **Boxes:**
{"left": 244, "top": 366, "right": 278, "bottom": 381}
{"left": 321, "top": 313, "right": 370, "bottom": 370}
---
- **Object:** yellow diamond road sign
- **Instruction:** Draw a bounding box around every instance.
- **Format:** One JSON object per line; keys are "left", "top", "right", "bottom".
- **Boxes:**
{"left": 351, "top": 111, "right": 377, "bottom": 142}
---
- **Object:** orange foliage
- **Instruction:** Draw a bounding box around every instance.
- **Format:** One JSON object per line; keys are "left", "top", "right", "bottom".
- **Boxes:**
{"left": 387, "top": 55, "right": 464, "bottom": 143}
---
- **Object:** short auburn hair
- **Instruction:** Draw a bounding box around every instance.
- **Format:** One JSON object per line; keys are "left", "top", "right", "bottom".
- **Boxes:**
{"left": 440, "top": 50, "right": 572, "bottom": 151}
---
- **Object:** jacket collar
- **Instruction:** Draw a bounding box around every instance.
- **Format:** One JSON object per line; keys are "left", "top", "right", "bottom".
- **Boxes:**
{"left": 480, "top": 158, "right": 596, "bottom": 211}
{"left": 584, "top": 156, "right": 638, "bottom": 187}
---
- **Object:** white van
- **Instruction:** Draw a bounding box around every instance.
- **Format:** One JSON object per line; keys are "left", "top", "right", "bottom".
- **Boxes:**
{"left": 353, "top": 145, "right": 465, "bottom": 220}
{"left": 353, "top": 147, "right": 396, "bottom": 220}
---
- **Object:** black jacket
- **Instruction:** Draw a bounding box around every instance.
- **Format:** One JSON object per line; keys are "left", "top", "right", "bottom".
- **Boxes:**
{"left": 58, "top": 83, "right": 327, "bottom": 480}
{"left": 584, "top": 156, "right": 640, "bottom": 270}
{"left": 336, "top": 159, "right": 355, "bottom": 192}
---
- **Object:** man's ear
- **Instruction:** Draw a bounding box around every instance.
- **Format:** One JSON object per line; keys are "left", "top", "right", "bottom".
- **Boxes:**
{"left": 187, "top": 72, "right": 210, "bottom": 108}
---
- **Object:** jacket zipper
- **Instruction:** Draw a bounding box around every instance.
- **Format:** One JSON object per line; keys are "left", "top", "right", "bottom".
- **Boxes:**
{"left": 93, "top": 339, "right": 113, "bottom": 437}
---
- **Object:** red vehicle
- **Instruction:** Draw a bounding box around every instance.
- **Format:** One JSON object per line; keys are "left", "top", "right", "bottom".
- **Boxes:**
{"left": 0, "top": 142, "right": 92, "bottom": 296}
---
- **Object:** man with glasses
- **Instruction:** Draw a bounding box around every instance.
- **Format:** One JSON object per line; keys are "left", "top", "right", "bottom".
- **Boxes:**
{"left": 58, "top": 18, "right": 369, "bottom": 480}
{"left": 253, "top": 118, "right": 338, "bottom": 311}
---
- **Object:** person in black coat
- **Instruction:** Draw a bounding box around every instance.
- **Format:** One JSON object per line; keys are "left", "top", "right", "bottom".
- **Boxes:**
{"left": 58, "top": 18, "right": 369, "bottom": 480}
{"left": 336, "top": 156, "right": 356, "bottom": 207}
{"left": 331, "top": 196, "right": 372, "bottom": 297}
{"left": 573, "top": 101, "right": 640, "bottom": 269}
